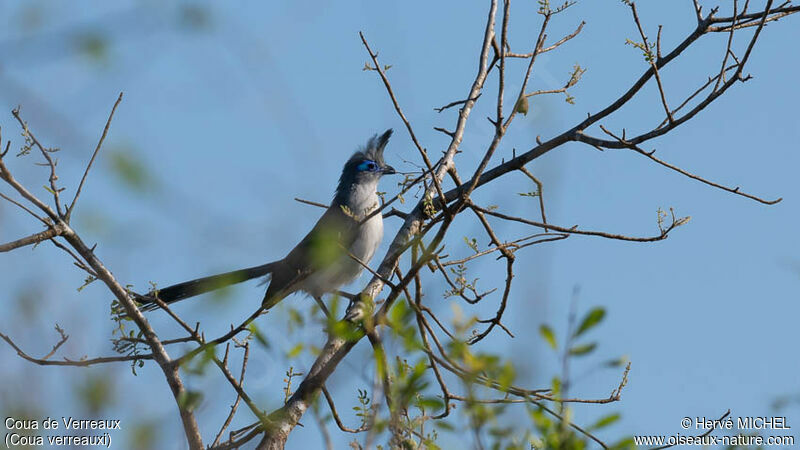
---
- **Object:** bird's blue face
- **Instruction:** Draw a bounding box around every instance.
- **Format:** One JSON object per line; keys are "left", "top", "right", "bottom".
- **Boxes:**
{"left": 356, "top": 160, "right": 381, "bottom": 173}
{"left": 356, "top": 159, "right": 395, "bottom": 175}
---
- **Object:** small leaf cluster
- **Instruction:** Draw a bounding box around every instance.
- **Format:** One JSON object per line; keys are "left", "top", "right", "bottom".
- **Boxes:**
{"left": 625, "top": 38, "right": 656, "bottom": 63}
{"left": 564, "top": 64, "right": 586, "bottom": 104}
{"left": 110, "top": 288, "right": 146, "bottom": 375}
{"left": 443, "top": 263, "right": 479, "bottom": 299}
{"left": 535, "top": 306, "right": 635, "bottom": 449}
{"left": 538, "top": 0, "right": 576, "bottom": 15}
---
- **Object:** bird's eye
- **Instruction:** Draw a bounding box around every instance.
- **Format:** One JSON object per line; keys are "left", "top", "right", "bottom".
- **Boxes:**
{"left": 358, "top": 160, "right": 379, "bottom": 172}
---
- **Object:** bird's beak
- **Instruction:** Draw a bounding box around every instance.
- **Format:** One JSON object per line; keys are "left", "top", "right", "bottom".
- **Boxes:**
{"left": 382, "top": 165, "right": 396, "bottom": 175}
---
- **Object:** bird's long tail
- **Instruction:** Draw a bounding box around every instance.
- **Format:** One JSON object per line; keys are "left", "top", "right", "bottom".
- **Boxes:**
{"left": 135, "top": 262, "right": 279, "bottom": 312}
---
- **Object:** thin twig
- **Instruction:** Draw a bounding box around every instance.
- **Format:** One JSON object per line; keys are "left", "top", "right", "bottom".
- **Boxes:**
{"left": 472, "top": 203, "right": 685, "bottom": 242}
{"left": 0, "top": 191, "right": 48, "bottom": 224}
{"left": 360, "top": 32, "right": 451, "bottom": 221}
{"left": 434, "top": 94, "right": 481, "bottom": 113}
{"left": 505, "top": 21, "right": 585, "bottom": 56}
{"left": 0, "top": 331, "right": 154, "bottom": 367}
{"left": 596, "top": 125, "right": 781, "bottom": 205}
{"left": 67, "top": 92, "right": 123, "bottom": 221}
{"left": 629, "top": 3, "right": 674, "bottom": 124}
{"left": 518, "top": 166, "right": 548, "bottom": 231}
{"left": 321, "top": 385, "right": 371, "bottom": 433}
{"left": 12, "top": 107, "right": 65, "bottom": 217}
{"left": 294, "top": 197, "right": 328, "bottom": 209}
{"left": 714, "top": 0, "right": 739, "bottom": 91}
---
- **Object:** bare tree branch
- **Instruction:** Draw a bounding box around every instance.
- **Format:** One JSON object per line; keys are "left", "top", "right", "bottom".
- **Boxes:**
{"left": 12, "top": 107, "right": 65, "bottom": 217}
{"left": 0, "top": 224, "right": 64, "bottom": 252}
{"left": 1, "top": 101, "right": 204, "bottom": 448}
{"left": 66, "top": 92, "right": 123, "bottom": 221}
{"left": 594, "top": 125, "right": 781, "bottom": 204}
{"left": 0, "top": 330, "right": 155, "bottom": 367}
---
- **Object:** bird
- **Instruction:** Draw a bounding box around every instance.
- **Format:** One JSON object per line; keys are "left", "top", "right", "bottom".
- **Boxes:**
{"left": 136, "top": 129, "right": 396, "bottom": 314}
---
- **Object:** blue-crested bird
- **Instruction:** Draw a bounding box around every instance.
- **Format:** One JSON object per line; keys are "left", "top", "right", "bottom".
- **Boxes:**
{"left": 137, "top": 129, "right": 396, "bottom": 313}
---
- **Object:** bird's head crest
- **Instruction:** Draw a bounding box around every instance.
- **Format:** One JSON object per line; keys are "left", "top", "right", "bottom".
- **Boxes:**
{"left": 335, "top": 129, "right": 396, "bottom": 205}
{"left": 360, "top": 129, "right": 393, "bottom": 166}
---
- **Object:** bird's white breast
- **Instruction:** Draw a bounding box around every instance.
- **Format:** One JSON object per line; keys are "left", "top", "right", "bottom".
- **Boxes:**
{"left": 348, "top": 207, "right": 383, "bottom": 269}
{"left": 300, "top": 187, "right": 383, "bottom": 298}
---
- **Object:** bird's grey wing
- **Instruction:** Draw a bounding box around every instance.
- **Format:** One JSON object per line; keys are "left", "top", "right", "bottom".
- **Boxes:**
{"left": 262, "top": 205, "right": 358, "bottom": 308}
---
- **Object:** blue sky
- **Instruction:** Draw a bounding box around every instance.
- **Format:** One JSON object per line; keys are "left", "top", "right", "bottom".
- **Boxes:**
{"left": 1, "top": 1, "right": 798, "bottom": 448}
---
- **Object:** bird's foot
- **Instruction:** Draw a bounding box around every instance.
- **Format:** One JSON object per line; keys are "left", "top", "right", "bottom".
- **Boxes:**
{"left": 343, "top": 293, "right": 375, "bottom": 323}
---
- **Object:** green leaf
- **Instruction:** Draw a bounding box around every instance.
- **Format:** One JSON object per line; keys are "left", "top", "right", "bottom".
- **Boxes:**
{"left": 515, "top": 95, "right": 529, "bottom": 115}
{"left": 604, "top": 356, "right": 629, "bottom": 368}
{"left": 108, "top": 149, "right": 154, "bottom": 192}
{"left": 415, "top": 396, "right": 444, "bottom": 411}
{"left": 497, "top": 362, "right": 515, "bottom": 392}
{"left": 75, "top": 374, "right": 114, "bottom": 414}
{"left": 463, "top": 236, "right": 479, "bottom": 253}
{"left": 75, "top": 32, "right": 108, "bottom": 62}
{"left": 77, "top": 275, "right": 97, "bottom": 292}
{"left": 177, "top": 390, "right": 203, "bottom": 412}
{"left": 389, "top": 298, "right": 411, "bottom": 329}
{"left": 573, "top": 307, "right": 605, "bottom": 338}
{"left": 529, "top": 406, "right": 552, "bottom": 430}
{"left": 539, "top": 324, "right": 557, "bottom": 350}
{"left": 568, "top": 342, "right": 597, "bottom": 356}
{"left": 610, "top": 436, "right": 636, "bottom": 450}
{"left": 550, "top": 377, "right": 561, "bottom": 397}
{"left": 589, "top": 413, "right": 620, "bottom": 430}
{"left": 287, "top": 343, "right": 303, "bottom": 358}
{"left": 247, "top": 323, "right": 270, "bottom": 348}
{"left": 436, "top": 421, "right": 455, "bottom": 431}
